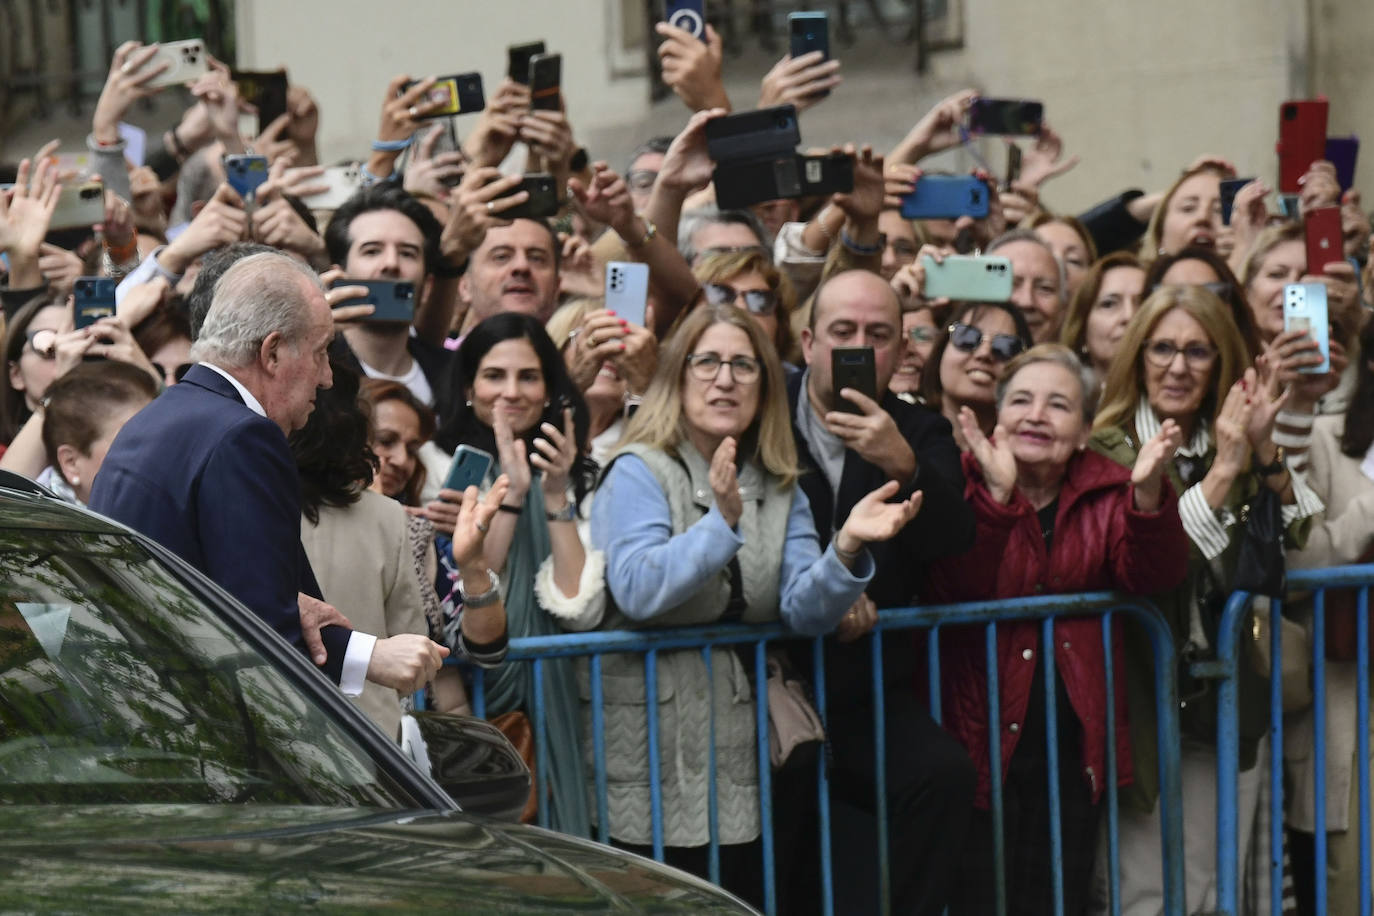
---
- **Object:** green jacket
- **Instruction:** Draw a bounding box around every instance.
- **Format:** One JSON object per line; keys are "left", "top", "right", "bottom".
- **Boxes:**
{"left": 1090, "top": 423, "right": 1311, "bottom": 812}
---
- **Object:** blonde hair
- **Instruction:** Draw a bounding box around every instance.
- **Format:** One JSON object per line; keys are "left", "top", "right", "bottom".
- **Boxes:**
{"left": 1238, "top": 221, "right": 1304, "bottom": 290}
{"left": 1093, "top": 285, "right": 1250, "bottom": 434}
{"left": 692, "top": 248, "right": 798, "bottom": 364}
{"left": 1143, "top": 164, "right": 1228, "bottom": 261}
{"left": 616, "top": 304, "right": 798, "bottom": 486}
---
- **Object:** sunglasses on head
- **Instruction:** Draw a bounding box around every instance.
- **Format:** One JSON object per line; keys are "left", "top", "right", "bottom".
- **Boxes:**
{"left": 24, "top": 329, "right": 58, "bottom": 359}
{"left": 947, "top": 321, "right": 1024, "bottom": 362}
{"left": 703, "top": 282, "right": 778, "bottom": 316}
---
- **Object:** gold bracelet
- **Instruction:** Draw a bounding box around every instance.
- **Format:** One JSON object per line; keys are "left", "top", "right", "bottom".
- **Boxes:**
{"left": 626, "top": 216, "right": 657, "bottom": 248}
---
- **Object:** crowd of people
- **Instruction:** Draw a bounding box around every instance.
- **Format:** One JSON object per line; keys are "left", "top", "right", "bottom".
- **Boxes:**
{"left": 1, "top": 22, "right": 1372, "bottom": 916}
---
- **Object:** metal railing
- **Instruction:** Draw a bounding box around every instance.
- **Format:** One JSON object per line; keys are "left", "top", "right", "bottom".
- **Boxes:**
{"left": 459, "top": 591, "right": 1187, "bottom": 916}
{"left": 1211, "top": 564, "right": 1374, "bottom": 916}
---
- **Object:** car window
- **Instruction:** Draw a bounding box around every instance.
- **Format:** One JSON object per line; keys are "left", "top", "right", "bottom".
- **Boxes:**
{"left": 0, "top": 529, "right": 420, "bottom": 808}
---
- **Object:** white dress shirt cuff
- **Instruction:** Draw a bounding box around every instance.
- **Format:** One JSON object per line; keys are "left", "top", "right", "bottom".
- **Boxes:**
{"left": 1178, "top": 483, "right": 1232, "bottom": 560}
{"left": 339, "top": 631, "right": 376, "bottom": 697}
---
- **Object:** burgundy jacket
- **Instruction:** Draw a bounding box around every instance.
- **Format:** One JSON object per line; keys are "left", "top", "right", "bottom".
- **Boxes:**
{"left": 926, "top": 448, "right": 1188, "bottom": 808}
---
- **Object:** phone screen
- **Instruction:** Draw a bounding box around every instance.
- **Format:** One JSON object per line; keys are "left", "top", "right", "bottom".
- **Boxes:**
{"left": 969, "top": 98, "right": 1044, "bottom": 136}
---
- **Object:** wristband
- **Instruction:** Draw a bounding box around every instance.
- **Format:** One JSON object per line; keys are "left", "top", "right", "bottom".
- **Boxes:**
{"left": 1253, "top": 447, "right": 1287, "bottom": 478}
{"left": 371, "top": 136, "right": 414, "bottom": 153}
{"left": 833, "top": 540, "right": 862, "bottom": 564}
{"left": 840, "top": 229, "right": 882, "bottom": 257}
{"left": 626, "top": 216, "right": 657, "bottom": 248}
{"left": 497, "top": 503, "right": 523, "bottom": 516}
{"left": 545, "top": 500, "right": 577, "bottom": 522}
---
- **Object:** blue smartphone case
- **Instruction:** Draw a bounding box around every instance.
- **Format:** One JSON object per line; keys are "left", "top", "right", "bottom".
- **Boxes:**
{"left": 900, "top": 176, "right": 989, "bottom": 220}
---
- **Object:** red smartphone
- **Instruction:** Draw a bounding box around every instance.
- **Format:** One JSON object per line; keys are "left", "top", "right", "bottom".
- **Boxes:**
{"left": 1304, "top": 206, "right": 1343, "bottom": 274}
{"left": 1276, "top": 98, "right": 1329, "bottom": 194}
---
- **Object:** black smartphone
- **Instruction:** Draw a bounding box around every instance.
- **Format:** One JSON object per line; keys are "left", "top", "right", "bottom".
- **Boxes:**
{"left": 402, "top": 73, "right": 485, "bottom": 119}
{"left": 73, "top": 277, "right": 116, "bottom": 330}
{"left": 968, "top": 98, "right": 1044, "bottom": 136}
{"left": 664, "top": 0, "right": 707, "bottom": 39}
{"left": 705, "top": 104, "right": 801, "bottom": 163}
{"left": 494, "top": 173, "right": 560, "bottom": 220}
{"left": 507, "top": 41, "right": 545, "bottom": 85}
{"left": 788, "top": 12, "right": 830, "bottom": 99}
{"left": 329, "top": 279, "right": 416, "bottom": 323}
{"left": 529, "top": 53, "right": 562, "bottom": 111}
{"left": 1218, "top": 177, "right": 1254, "bottom": 227}
{"left": 831, "top": 346, "right": 877, "bottom": 413}
{"left": 232, "top": 69, "right": 289, "bottom": 128}
{"left": 1004, "top": 144, "right": 1022, "bottom": 190}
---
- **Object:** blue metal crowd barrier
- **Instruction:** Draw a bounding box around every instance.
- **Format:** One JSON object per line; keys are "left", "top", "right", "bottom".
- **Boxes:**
{"left": 1212, "top": 563, "right": 1374, "bottom": 916}
{"left": 452, "top": 592, "right": 1186, "bottom": 916}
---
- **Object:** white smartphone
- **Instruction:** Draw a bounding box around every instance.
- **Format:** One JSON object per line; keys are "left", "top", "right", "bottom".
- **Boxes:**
{"left": 301, "top": 165, "right": 363, "bottom": 211}
{"left": 605, "top": 261, "right": 650, "bottom": 327}
{"left": 50, "top": 182, "right": 105, "bottom": 230}
{"left": 140, "top": 39, "right": 210, "bottom": 90}
{"left": 1284, "top": 283, "right": 1330, "bottom": 375}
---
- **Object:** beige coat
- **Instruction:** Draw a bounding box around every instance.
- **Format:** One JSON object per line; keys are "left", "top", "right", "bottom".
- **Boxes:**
{"left": 1285, "top": 415, "right": 1374, "bottom": 832}
{"left": 301, "top": 489, "right": 429, "bottom": 740}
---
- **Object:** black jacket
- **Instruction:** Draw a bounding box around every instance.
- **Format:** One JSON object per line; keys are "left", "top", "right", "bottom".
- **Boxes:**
{"left": 786, "top": 366, "right": 975, "bottom": 704}
{"left": 329, "top": 333, "right": 454, "bottom": 414}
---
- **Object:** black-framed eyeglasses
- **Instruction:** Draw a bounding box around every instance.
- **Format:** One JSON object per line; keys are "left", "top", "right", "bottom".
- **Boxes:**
{"left": 626, "top": 169, "right": 658, "bottom": 191}
{"left": 685, "top": 351, "right": 762, "bottom": 384}
{"left": 152, "top": 361, "right": 194, "bottom": 383}
{"left": 703, "top": 282, "right": 778, "bottom": 316}
{"left": 947, "top": 322, "right": 1024, "bottom": 363}
{"left": 24, "top": 329, "right": 58, "bottom": 360}
{"left": 1143, "top": 339, "right": 1217, "bottom": 370}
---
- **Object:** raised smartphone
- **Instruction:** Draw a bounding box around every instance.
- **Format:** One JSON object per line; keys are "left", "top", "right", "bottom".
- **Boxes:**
{"left": 402, "top": 73, "right": 485, "bottom": 119}
{"left": 507, "top": 41, "right": 545, "bottom": 85}
{"left": 900, "top": 175, "right": 989, "bottom": 220}
{"left": 223, "top": 154, "right": 269, "bottom": 199}
{"left": 329, "top": 279, "right": 416, "bottom": 323}
{"left": 443, "top": 444, "right": 494, "bottom": 494}
{"left": 831, "top": 346, "right": 877, "bottom": 413}
{"left": 1276, "top": 99, "right": 1329, "bottom": 194}
{"left": 1004, "top": 144, "right": 1022, "bottom": 190}
{"left": 968, "top": 98, "right": 1043, "bottom": 136}
{"left": 140, "top": 39, "right": 209, "bottom": 89}
{"left": 1325, "top": 136, "right": 1359, "bottom": 192}
{"left": 73, "top": 277, "right": 117, "bottom": 329}
{"left": 493, "top": 173, "right": 559, "bottom": 219}
{"left": 705, "top": 104, "right": 801, "bottom": 163}
{"left": 1219, "top": 177, "right": 1255, "bottom": 227}
{"left": 49, "top": 182, "right": 105, "bottom": 230}
{"left": 300, "top": 164, "right": 363, "bottom": 211}
{"left": 664, "top": 0, "right": 707, "bottom": 39}
{"left": 232, "top": 69, "right": 289, "bottom": 128}
{"left": 529, "top": 53, "right": 562, "bottom": 111}
{"left": 1304, "top": 206, "right": 1344, "bottom": 274}
{"left": 788, "top": 12, "right": 830, "bottom": 99}
{"left": 920, "top": 254, "right": 1013, "bottom": 302}
{"left": 1284, "top": 283, "right": 1330, "bottom": 375}
{"left": 605, "top": 261, "right": 649, "bottom": 327}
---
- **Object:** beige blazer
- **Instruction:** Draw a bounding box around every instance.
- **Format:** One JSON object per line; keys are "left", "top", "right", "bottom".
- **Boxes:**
{"left": 301, "top": 489, "right": 429, "bottom": 741}
{"left": 1285, "top": 414, "right": 1374, "bottom": 832}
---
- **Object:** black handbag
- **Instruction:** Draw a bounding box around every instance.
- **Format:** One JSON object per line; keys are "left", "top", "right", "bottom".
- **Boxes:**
{"left": 1233, "top": 485, "right": 1286, "bottom": 599}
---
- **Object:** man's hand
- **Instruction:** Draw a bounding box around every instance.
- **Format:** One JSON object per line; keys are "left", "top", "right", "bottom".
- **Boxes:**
{"left": 251, "top": 181, "right": 326, "bottom": 265}
{"left": 656, "top": 22, "right": 730, "bottom": 112}
{"left": 570, "top": 163, "right": 636, "bottom": 238}
{"left": 160, "top": 182, "right": 249, "bottom": 275}
{"left": 188, "top": 62, "right": 247, "bottom": 153}
{"left": 438, "top": 166, "right": 527, "bottom": 267}
{"left": 1016, "top": 123, "right": 1080, "bottom": 190}
{"left": 1298, "top": 160, "right": 1341, "bottom": 216}
{"left": 520, "top": 110, "right": 576, "bottom": 191}
{"left": 831, "top": 145, "right": 885, "bottom": 241}
{"left": 404, "top": 126, "right": 467, "bottom": 201}
{"left": 758, "top": 51, "right": 841, "bottom": 112}
{"left": 823, "top": 387, "right": 916, "bottom": 481}
{"left": 117, "top": 276, "right": 172, "bottom": 328}
{"left": 37, "top": 244, "right": 84, "bottom": 297}
{"left": 464, "top": 78, "right": 528, "bottom": 168}
{"left": 366, "top": 634, "right": 450, "bottom": 694}
{"left": 298, "top": 592, "right": 353, "bottom": 666}
{"left": 284, "top": 85, "right": 321, "bottom": 162}
{"left": 656, "top": 107, "right": 726, "bottom": 195}
{"left": 893, "top": 88, "right": 976, "bottom": 163}
{"left": 92, "top": 42, "right": 169, "bottom": 145}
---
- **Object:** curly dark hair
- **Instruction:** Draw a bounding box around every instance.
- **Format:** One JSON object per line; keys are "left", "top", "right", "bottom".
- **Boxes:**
{"left": 290, "top": 358, "right": 378, "bottom": 525}
{"left": 322, "top": 183, "right": 442, "bottom": 276}
{"left": 434, "top": 312, "right": 595, "bottom": 504}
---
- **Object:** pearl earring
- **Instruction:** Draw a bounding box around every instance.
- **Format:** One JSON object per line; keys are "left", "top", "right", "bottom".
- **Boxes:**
{"left": 465, "top": 399, "right": 472, "bottom": 407}
{"left": 69, "top": 475, "right": 80, "bottom": 487}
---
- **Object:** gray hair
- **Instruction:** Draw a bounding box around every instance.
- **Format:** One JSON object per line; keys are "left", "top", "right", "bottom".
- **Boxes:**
{"left": 678, "top": 204, "right": 770, "bottom": 265}
{"left": 190, "top": 251, "right": 324, "bottom": 368}
{"left": 987, "top": 228, "right": 1069, "bottom": 306}
{"left": 995, "top": 342, "right": 1099, "bottom": 423}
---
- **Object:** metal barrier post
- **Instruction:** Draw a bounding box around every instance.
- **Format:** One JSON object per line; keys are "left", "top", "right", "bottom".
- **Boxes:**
{"left": 870, "top": 630, "right": 891, "bottom": 916}
{"left": 704, "top": 647, "right": 721, "bottom": 886}
{"left": 985, "top": 622, "right": 1007, "bottom": 916}
{"left": 1041, "top": 617, "right": 1065, "bottom": 916}
{"left": 811, "top": 637, "right": 834, "bottom": 916}
{"left": 1360, "top": 586, "right": 1371, "bottom": 916}
{"left": 1101, "top": 613, "right": 1121, "bottom": 916}
{"left": 1269, "top": 598, "right": 1286, "bottom": 916}
{"left": 589, "top": 653, "right": 610, "bottom": 845}
{"left": 1212, "top": 590, "right": 1252, "bottom": 916}
{"left": 1313, "top": 592, "right": 1328, "bottom": 916}
{"left": 754, "top": 640, "right": 777, "bottom": 915}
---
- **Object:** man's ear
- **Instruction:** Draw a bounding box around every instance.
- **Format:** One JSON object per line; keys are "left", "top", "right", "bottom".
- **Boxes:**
{"left": 457, "top": 271, "right": 472, "bottom": 304}
{"left": 55, "top": 443, "right": 83, "bottom": 486}
{"left": 799, "top": 326, "right": 814, "bottom": 367}
{"left": 260, "top": 331, "right": 285, "bottom": 374}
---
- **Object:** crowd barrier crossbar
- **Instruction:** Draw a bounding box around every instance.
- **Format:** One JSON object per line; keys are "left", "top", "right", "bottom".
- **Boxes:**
{"left": 1212, "top": 564, "right": 1374, "bottom": 916}
{"left": 455, "top": 591, "right": 1185, "bottom": 916}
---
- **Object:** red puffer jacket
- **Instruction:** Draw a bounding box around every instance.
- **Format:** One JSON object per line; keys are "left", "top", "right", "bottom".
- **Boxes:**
{"left": 926, "top": 448, "right": 1188, "bottom": 809}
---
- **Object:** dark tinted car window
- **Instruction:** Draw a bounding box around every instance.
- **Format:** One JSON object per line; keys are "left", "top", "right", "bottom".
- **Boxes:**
{"left": 0, "top": 529, "right": 419, "bottom": 808}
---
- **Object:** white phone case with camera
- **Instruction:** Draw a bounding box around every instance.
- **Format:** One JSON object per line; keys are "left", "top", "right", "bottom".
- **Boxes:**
{"left": 605, "top": 262, "right": 650, "bottom": 327}
{"left": 142, "top": 39, "right": 209, "bottom": 89}
{"left": 301, "top": 165, "right": 363, "bottom": 211}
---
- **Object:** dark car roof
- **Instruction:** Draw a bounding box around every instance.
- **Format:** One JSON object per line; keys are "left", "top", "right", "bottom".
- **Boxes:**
{"left": 0, "top": 472, "right": 126, "bottom": 535}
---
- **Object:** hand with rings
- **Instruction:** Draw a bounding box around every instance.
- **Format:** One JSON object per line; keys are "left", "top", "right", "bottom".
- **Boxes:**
{"left": 563, "top": 308, "right": 630, "bottom": 392}
{"left": 835, "top": 593, "right": 877, "bottom": 643}
{"left": 450, "top": 475, "right": 510, "bottom": 569}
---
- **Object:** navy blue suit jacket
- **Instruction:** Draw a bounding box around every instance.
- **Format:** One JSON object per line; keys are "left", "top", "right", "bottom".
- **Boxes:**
{"left": 89, "top": 364, "right": 350, "bottom": 682}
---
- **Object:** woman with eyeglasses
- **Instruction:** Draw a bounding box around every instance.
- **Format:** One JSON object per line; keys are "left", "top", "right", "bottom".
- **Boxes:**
{"left": 890, "top": 305, "right": 940, "bottom": 401}
{"left": 928, "top": 343, "right": 1189, "bottom": 915}
{"left": 589, "top": 304, "right": 920, "bottom": 906}
{"left": 132, "top": 303, "right": 193, "bottom": 388}
{"left": 919, "top": 300, "right": 1034, "bottom": 450}
{"left": 1088, "top": 284, "right": 1322, "bottom": 913}
{"left": 692, "top": 248, "right": 798, "bottom": 364}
